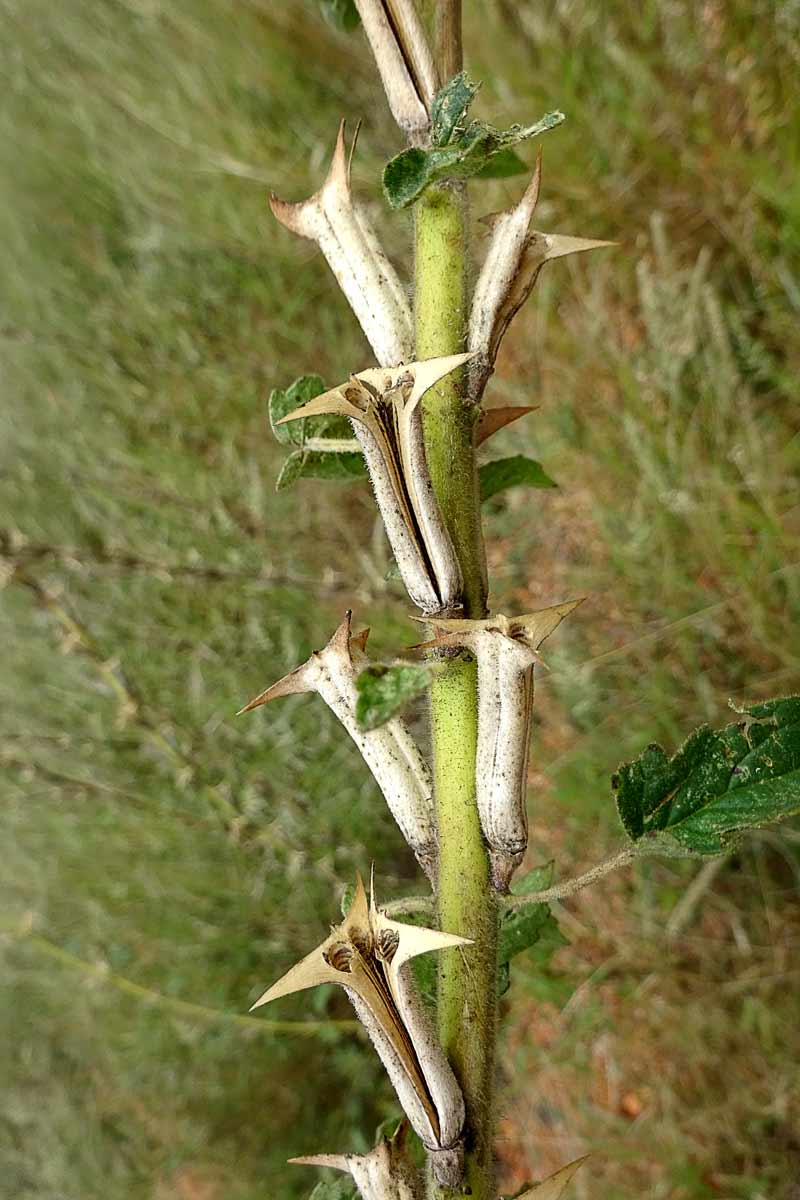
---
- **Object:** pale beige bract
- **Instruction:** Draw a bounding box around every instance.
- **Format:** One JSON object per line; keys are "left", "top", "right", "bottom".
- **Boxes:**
{"left": 270, "top": 121, "right": 414, "bottom": 369}
{"left": 469, "top": 151, "right": 614, "bottom": 399}
{"left": 515, "top": 1157, "right": 589, "bottom": 1200}
{"left": 276, "top": 354, "right": 474, "bottom": 616}
{"left": 290, "top": 1120, "right": 421, "bottom": 1200}
{"left": 251, "top": 875, "right": 471, "bottom": 1186}
{"left": 239, "top": 613, "right": 437, "bottom": 879}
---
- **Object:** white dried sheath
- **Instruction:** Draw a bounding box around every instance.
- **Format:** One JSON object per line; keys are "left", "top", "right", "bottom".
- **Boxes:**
{"left": 270, "top": 121, "right": 414, "bottom": 369}
{"left": 353, "top": 0, "right": 438, "bottom": 143}
{"left": 251, "top": 875, "right": 470, "bottom": 1187}
{"left": 276, "top": 355, "right": 473, "bottom": 616}
{"left": 469, "top": 151, "right": 614, "bottom": 399}
{"left": 239, "top": 613, "right": 437, "bottom": 879}
{"left": 290, "top": 1124, "right": 422, "bottom": 1200}
{"left": 418, "top": 601, "right": 583, "bottom": 891}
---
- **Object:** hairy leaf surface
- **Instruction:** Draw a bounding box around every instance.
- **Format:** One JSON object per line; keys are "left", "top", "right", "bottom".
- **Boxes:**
{"left": 269, "top": 376, "right": 352, "bottom": 446}
{"left": 271, "top": 375, "right": 366, "bottom": 489}
{"left": 276, "top": 450, "right": 367, "bottom": 491}
{"left": 430, "top": 72, "right": 479, "bottom": 146}
{"left": 613, "top": 696, "right": 800, "bottom": 853}
{"left": 384, "top": 73, "right": 564, "bottom": 208}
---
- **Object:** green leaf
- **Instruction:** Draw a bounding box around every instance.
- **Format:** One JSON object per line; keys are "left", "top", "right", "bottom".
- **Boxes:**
{"left": 512, "top": 861, "right": 555, "bottom": 895}
{"left": 318, "top": 0, "right": 360, "bottom": 32}
{"left": 383, "top": 107, "right": 565, "bottom": 209}
{"left": 498, "top": 864, "right": 569, "bottom": 1000}
{"left": 479, "top": 455, "right": 557, "bottom": 502}
{"left": 275, "top": 450, "right": 367, "bottom": 491}
{"left": 269, "top": 375, "right": 353, "bottom": 446}
{"left": 498, "top": 861, "right": 567, "bottom": 979}
{"left": 271, "top": 376, "right": 367, "bottom": 490}
{"left": 355, "top": 664, "right": 433, "bottom": 730}
{"left": 309, "top": 1180, "right": 358, "bottom": 1200}
{"left": 613, "top": 696, "right": 800, "bottom": 854}
{"left": 431, "top": 71, "right": 480, "bottom": 146}
{"left": 499, "top": 899, "right": 566, "bottom": 968}
{"left": 340, "top": 883, "right": 356, "bottom": 918}
{"left": 473, "top": 147, "right": 529, "bottom": 179}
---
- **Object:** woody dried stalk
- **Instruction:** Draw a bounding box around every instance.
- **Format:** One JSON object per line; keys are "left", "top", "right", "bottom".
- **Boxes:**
{"left": 353, "top": 0, "right": 439, "bottom": 142}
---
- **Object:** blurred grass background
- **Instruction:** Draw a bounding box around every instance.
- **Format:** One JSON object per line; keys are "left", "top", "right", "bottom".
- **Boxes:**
{"left": 1, "top": 1, "right": 798, "bottom": 1198}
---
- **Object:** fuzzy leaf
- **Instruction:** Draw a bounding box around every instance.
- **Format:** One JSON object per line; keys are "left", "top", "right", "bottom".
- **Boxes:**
{"left": 431, "top": 71, "right": 480, "bottom": 146}
{"left": 383, "top": 109, "right": 565, "bottom": 209}
{"left": 473, "top": 147, "right": 528, "bottom": 179}
{"left": 269, "top": 376, "right": 353, "bottom": 447}
{"left": 500, "top": 865, "right": 566, "bottom": 969}
{"left": 613, "top": 696, "right": 800, "bottom": 853}
{"left": 319, "top": 0, "right": 360, "bottom": 32}
{"left": 479, "top": 455, "right": 557, "bottom": 502}
{"left": 276, "top": 449, "right": 367, "bottom": 491}
{"left": 499, "top": 899, "right": 566, "bottom": 967}
{"left": 355, "top": 664, "right": 433, "bottom": 730}
{"left": 512, "top": 861, "right": 555, "bottom": 895}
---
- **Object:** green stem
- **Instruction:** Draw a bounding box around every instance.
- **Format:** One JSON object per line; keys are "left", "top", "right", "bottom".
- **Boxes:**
{"left": 415, "top": 178, "right": 498, "bottom": 1197}
{"left": 415, "top": 183, "right": 487, "bottom": 616}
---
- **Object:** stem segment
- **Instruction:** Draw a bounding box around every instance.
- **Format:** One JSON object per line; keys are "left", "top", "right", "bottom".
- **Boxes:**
{"left": 415, "top": 154, "right": 497, "bottom": 1200}
{"left": 427, "top": 656, "right": 498, "bottom": 1199}
{"left": 415, "top": 184, "right": 487, "bottom": 617}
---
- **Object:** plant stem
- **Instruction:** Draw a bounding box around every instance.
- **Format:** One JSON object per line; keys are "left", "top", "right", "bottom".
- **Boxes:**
{"left": 426, "top": 655, "right": 497, "bottom": 1199}
{"left": 415, "top": 183, "right": 487, "bottom": 617}
{"left": 415, "top": 20, "right": 497, "bottom": 1187}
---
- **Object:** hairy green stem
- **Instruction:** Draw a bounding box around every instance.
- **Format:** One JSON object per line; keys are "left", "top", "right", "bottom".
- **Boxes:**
{"left": 415, "top": 174, "right": 497, "bottom": 1196}
{"left": 415, "top": 183, "right": 487, "bottom": 616}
